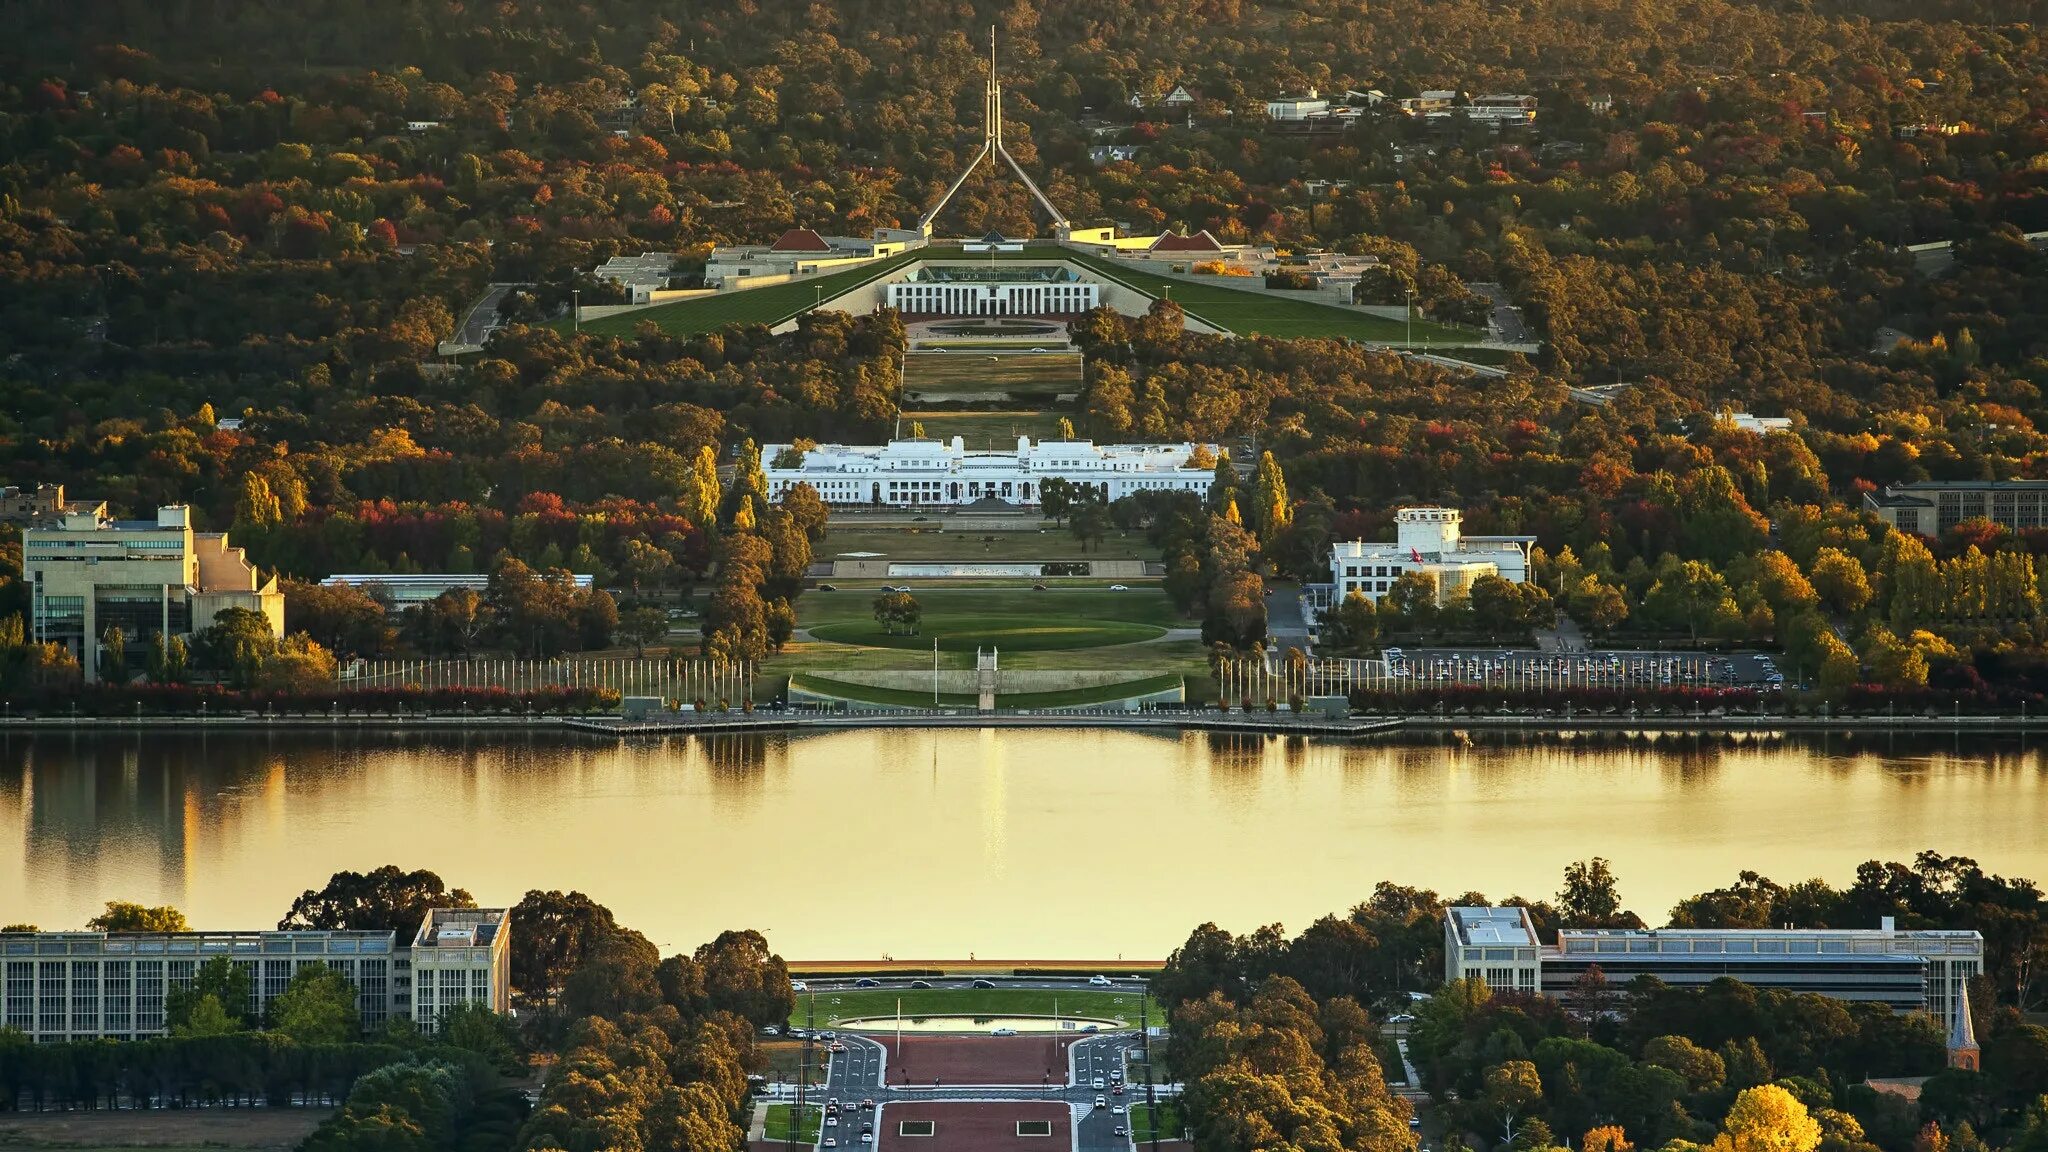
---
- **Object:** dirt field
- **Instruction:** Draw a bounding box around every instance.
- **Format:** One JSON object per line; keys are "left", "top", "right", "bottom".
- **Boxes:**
{"left": 878, "top": 1102, "right": 1070, "bottom": 1152}
{"left": 866, "top": 1034, "right": 1075, "bottom": 1087}
{"left": 0, "top": 1109, "right": 330, "bottom": 1150}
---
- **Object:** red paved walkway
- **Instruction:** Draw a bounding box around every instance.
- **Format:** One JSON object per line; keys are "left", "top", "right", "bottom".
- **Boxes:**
{"left": 863, "top": 1033, "right": 1075, "bottom": 1087}
{"left": 878, "top": 1102, "right": 1070, "bottom": 1152}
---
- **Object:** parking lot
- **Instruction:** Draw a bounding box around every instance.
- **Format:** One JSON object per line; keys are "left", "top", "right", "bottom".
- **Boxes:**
{"left": 1381, "top": 648, "right": 1787, "bottom": 689}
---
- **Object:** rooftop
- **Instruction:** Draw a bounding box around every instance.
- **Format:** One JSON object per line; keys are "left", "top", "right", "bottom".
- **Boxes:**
{"left": 413, "top": 907, "right": 510, "bottom": 949}
{"left": 1449, "top": 906, "right": 1538, "bottom": 947}
{"left": 771, "top": 227, "right": 833, "bottom": 253}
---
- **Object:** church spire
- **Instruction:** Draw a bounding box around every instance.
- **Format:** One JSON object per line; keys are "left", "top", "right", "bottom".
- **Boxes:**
{"left": 1947, "top": 981, "right": 1980, "bottom": 1071}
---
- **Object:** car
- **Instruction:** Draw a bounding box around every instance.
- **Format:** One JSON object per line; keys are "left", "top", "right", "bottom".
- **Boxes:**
{"left": 860, "top": 1135, "right": 872, "bottom": 1144}
{"left": 855, "top": 978, "right": 881, "bottom": 987}
{"left": 862, "top": 1100, "right": 875, "bottom": 1111}
{"left": 825, "top": 1140, "right": 837, "bottom": 1149}
{"left": 991, "top": 1027, "right": 1018, "bottom": 1036}
{"left": 827, "top": 1100, "right": 840, "bottom": 1113}
{"left": 764, "top": 1025, "right": 781, "bottom": 1036}
{"left": 827, "top": 1117, "right": 838, "bottom": 1128}
{"left": 1112, "top": 1105, "right": 1125, "bottom": 1115}
{"left": 792, "top": 981, "right": 808, "bottom": 992}
{"left": 1409, "top": 1119, "right": 1423, "bottom": 1130}
{"left": 1388, "top": 1013, "right": 1416, "bottom": 1024}
{"left": 1095, "top": 1096, "right": 1108, "bottom": 1109}
{"left": 816, "top": 585, "right": 837, "bottom": 593}
{"left": 971, "top": 978, "right": 997, "bottom": 989}
{"left": 1089, "top": 974, "right": 1113, "bottom": 986}
{"left": 1114, "top": 1127, "right": 1127, "bottom": 1137}
{"left": 1092, "top": 1078, "right": 1105, "bottom": 1090}
{"left": 1113, "top": 1084, "right": 1124, "bottom": 1096}
{"left": 1080, "top": 1024, "right": 1100, "bottom": 1033}
{"left": 910, "top": 979, "right": 933, "bottom": 988}
{"left": 1107, "top": 585, "right": 1128, "bottom": 592}
{"left": 829, "top": 1042, "right": 846, "bottom": 1052}
{"left": 1032, "top": 583, "right": 1049, "bottom": 591}
{"left": 821, "top": 1030, "right": 838, "bottom": 1040}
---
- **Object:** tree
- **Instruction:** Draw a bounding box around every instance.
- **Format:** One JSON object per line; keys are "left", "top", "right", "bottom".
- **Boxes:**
{"left": 1071, "top": 501, "right": 1110, "bottom": 552}
{"left": 873, "top": 590, "right": 921, "bottom": 636}
{"left": 269, "top": 963, "right": 361, "bottom": 1043}
{"left": 86, "top": 901, "right": 188, "bottom": 932}
{"left": 1484, "top": 1060, "right": 1544, "bottom": 1146}
{"left": 193, "top": 606, "right": 280, "bottom": 687}
{"left": 1041, "top": 477, "right": 1075, "bottom": 524}
{"left": 560, "top": 930, "right": 663, "bottom": 1019}
{"left": 1714, "top": 1085, "right": 1823, "bottom": 1152}
{"left": 621, "top": 606, "right": 670, "bottom": 657}
{"left": 695, "top": 928, "right": 796, "bottom": 1026}
{"left": 99, "top": 626, "right": 128, "bottom": 683}
{"left": 1558, "top": 858, "right": 1634, "bottom": 926}
{"left": 1810, "top": 549, "right": 1872, "bottom": 615}
{"left": 280, "top": 866, "right": 474, "bottom": 932}
{"left": 257, "top": 632, "right": 337, "bottom": 692}
{"left": 780, "top": 481, "right": 830, "bottom": 542}
{"left": 1568, "top": 575, "right": 1629, "bottom": 635}
{"left": 437, "top": 999, "right": 522, "bottom": 1074}
{"left": 683, "top": 445, "right": 722, "bottom": 532}
{"left": 166, "top": 955, "right": 252, "bottom": 1033}
{"left": 509, "top": 890, "right": 622, "bottom": 1005}
{"left": 285, "top": 578, "right": 393, "bottom": 656}
{"left": 1643, "top": 1034, "right": 1725, "bottom": 1090}
{"left": 1251, "top": 451, "right": 1292, "bottom": 542}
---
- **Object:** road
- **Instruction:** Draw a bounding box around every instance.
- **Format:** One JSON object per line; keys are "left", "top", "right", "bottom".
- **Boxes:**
{"left": 784, "top": 1031, "right": 1162, "bottom": 1152}
{"left": 1467, "top": 282, "right": 1530, "bottom": 343}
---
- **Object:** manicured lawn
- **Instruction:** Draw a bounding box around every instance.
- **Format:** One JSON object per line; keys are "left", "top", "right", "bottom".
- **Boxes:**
{"left": 1054, "top": 248, "right": 1476, "bottom": 344}
{"left": 802, "top": 588, "right": 1181, "bottom": 629}
{"left": 819, "top": 525, "right": 1158, "bottom": 564}
{"left": 789, "top": 671, "right": 1182, "bottom": 708}
{"left": 809, "top": 617, "right": 1165, "bottom": 652}
{"left": 569, "top": 251, "right": 923, "bottom": 337}
{"left": 902, "top": 350, "right": 1084, "bottom": 398}
{"left": 1129, "top": 1101, "right": 1189, "bottom": 1142}
{"left": 792, "top": 987, "right": 1165, "bottom": 1029}
{"left": 902, "top": 410, "right": 1065, "bottom": 446}
{"left": 763, "top": 1104, "right": 823, "bottom": 1142}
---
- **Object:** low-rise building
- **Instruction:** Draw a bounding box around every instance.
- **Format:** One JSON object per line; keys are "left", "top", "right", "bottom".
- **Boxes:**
{"left": 0, "top": 908, "right": 511, "bottom": 1043}
{"left": 1445, "top": 906, "right": 1982, "bottom": 1022}
{"left": 0, "top": 483, "right": 70, "bottom": 524}
{"left": 1463, "top": 94, "right": 1539, "bottom": 125}
{"left": 762, "top": 437, "right": 1218, "bottom": 507}
{"left": 704, "top": 228, "right": 921, "bottom": 288}
{"left": 1864, "top": 480, "right": 2048, "bottom": 537}
{"left": 24, "top": 503, "right": 284, "bottom": 679}
{"left": 594, "top": 252, "right": 681, "bottom": 304}
{"left": 1395, "top": 90, "right": 1460, "bottom": 117}
{"left": 1328, "top": 507, "right": 1534, "bottom": 606}
{"left": 320, "top": 572, "right": 593, "bottom": 609}
{"left": 1266, "top": 88, "right": 1331, "bottom": 120}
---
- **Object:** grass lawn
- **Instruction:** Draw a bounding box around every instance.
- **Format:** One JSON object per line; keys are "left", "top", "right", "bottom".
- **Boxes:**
{"left": 902, "top": 351, "right": 1084, "bottom": 398}
{"left": 568, "top": 252, "right": 923, "bottom": 338}
{"left": 789, "top": 671, "right": 1182, "bottom": 708}
{"left": 1129, "top": 1101, "right": 1189, "bottom": 1142}
{"left": 901, "top": 410, "right": 1065, "bottom": 446}
{"left": 1054, "top": 248, "right": 1476, "bottom": 344}
{"left": 820, "top": 526, "right": 1158, "bottom": 564}
{"left": 801, "top": 588, "right": 1182, "bottom": 630}
{"left": 809, "top": 617, "right": 1164, "bottom": 652}
{"left": 0, "top": 1111, "right": 329, "bottom": 1151}
{"left": 792, "top": 988, "right": 1165, "bottom": 1029}
{"left": 762, "top": 1105, "right": 823, "bottom": 1142}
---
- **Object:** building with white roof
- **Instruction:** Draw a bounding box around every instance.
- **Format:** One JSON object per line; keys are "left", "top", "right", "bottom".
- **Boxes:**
{"left": 1328, "top": 507, "right": 1534, "bottom": 606}
{"left": 320, "top": 572, "right": 593, "bottom": 609}
{"left": 762, "top": 437, "right": 1218, "bottom": 508}
{"left": 594, "top": 252, "right": 682, "bottom": 304}
{"left": 1445, "top": 906, "right": 1982, "bottom": 1021}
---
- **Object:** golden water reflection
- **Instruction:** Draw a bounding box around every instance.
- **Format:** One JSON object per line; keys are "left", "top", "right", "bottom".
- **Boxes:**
{"left": 1, "top": 729, "right": 2043, "bottom": 959}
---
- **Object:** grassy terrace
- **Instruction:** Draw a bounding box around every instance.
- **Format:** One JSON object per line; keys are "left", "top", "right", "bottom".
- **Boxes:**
{"left": 820, "top": 524, "right": 1158, "bottom": 564}
{"left": 791, "top": 987, "right": 1165, "bottom": 1029}
{"left": 900, "top": 410, "right": 1065, "bottom": 445}
{"left": 763, "top": 1104, "right": 823, "bottom": 1142}
{"left": 569, "top": 250, "right": 924, "bottom": 337}
{"left": 789, "top": 671, "right": 1183, "bottom": 709}
{"left": 1129, "top": 1101, "right": 1189, "bottom": 1143}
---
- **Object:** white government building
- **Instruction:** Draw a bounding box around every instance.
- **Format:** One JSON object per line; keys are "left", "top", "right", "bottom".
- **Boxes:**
{"left": 884, "top": 263, "right": 1101, "bottom": 316}
{"left": 1329, "top": 507, "right": 1534, "bottom": 605}
{"left": 1, "top": 907, "right": 510, "bottom": 1042}
{"left": 763, "top": 437, "right": 1217, "bottom": 507}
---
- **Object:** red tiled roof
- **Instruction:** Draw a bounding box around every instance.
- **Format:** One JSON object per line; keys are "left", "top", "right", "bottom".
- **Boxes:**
{"left": 770, "top": 228, "right": 832, "bottom": 252}
{"left": 1149, "top": 230, "right": 1225, "bottom": 253}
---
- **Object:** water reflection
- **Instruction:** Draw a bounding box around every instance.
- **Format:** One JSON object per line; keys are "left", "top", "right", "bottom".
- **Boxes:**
{"left": 1, "top": 729, "right": 2044, "bottom": 958}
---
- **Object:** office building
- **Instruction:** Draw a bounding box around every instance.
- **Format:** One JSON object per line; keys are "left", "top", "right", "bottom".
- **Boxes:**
{"left": 1444, "top": 907, "right": 1982, "bottom": 1021}
{"left": 0, "top": 484, "right": 71, "bottom": 524}
{"left": 0, "top": 908, "right": 510, "bottom": 1043}
{"left": 1863, "top": 480, "right": 2048, "bottom": 536}
{"left": 23, "top": 502, "right": 284, "bottom": 679}
{"left": 763, "top": 437, "right": 1218, "bottom": 507}
{"left": 1329, "top": 507, "right": 1534, "bottom": 605}
{"left": 320, "top": 572, "right": 593, "bottom": 610}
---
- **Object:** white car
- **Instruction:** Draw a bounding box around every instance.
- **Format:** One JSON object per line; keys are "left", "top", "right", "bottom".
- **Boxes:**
{"left": 1112, "top": 1105, "right": 1125, "bottom": 1115}
{"left": 1095, "top": 1096, "right": 1108, "bottom": 1109}
{"left": 1107, "top": 585, "right": 1128, "bottom": 592}
{"left": 991, "top": 1027, "right": 1018, "bottom": 1036}
{"left": 1388, "top": 1013, "right": 1416, "bottom": 1024}
{"left": 792, "top": 981, "right": 808, "bottom": 992}
{"left": 1092, "top": 1078, "right": 1106, "bottom": 1090}
{"left": 1089, "top": 974, "right": 1113, "bottom": 986}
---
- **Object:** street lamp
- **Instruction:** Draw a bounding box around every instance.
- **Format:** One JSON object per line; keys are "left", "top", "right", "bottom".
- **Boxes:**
{"left": 571, "top": 289, "right": 580, "bottom": 334}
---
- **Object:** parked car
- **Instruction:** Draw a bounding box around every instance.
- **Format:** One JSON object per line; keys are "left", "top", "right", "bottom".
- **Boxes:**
{"left": 1089, "top": 974, "right": 1113, "bottom": 986}
{"left": 764, "top": 1025, "right": 781, "bottom": 1036}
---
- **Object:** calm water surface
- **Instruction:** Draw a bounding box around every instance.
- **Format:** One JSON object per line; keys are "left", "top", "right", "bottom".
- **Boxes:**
{"left": 3, "top": 729, "right": 2045, "bottom": 959}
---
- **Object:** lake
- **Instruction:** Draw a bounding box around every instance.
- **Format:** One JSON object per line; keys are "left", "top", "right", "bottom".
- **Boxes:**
{"left": 3, "top": 729, "right": 2045, "bottom": 959}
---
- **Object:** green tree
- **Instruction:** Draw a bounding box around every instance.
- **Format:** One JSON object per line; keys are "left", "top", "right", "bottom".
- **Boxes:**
{"left": 87, "top": 901, "right": 188, "bottom": 932}
{"left": 1810, "top": 548, "right": 1872, "bottom": 615}
{"left": 1484, "top": 1060, "right": 1545, "bottom": 1147}
{"left": 1251, "top": 451, "right": 1291, "bottom": 542}
{"left": 98, "top": 626, "right": 128, "bottom": 683}
{"left": 166, "top": 955, "right": 252, "bottom": 1033}
{"left": 1558, "top": 858, "right": 1634, "bottom": 926}
{"left": 872, "top": 590, "right": 921, "bottom": 636}
{"left": 280, "top": 866, "right": 474, "bottom": 932}
{"left": 621, "top": 606, "right": 670, "bottom": 657}
{"left": 194, "top": 606, "right": 279, "bottom": 687}
{"left": 269, "top": 963, "right": 361, "bottom": 1044}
